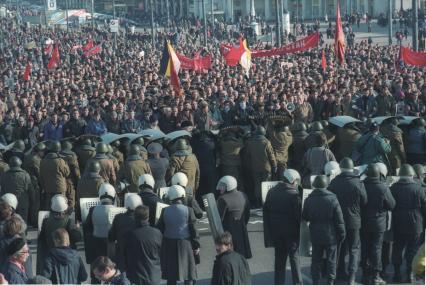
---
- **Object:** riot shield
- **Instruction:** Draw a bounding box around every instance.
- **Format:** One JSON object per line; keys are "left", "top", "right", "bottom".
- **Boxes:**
{"left": 155, "top": 202, "right": 169, "bottom": 224}
{"left": 300, "top": 188, "right": 313, "bottom": 257}
{"left": 261, "top": 181, "right": 280, "bottom": 204}
{"left": 202, "top": 193, "right": 224, "bottom": 242}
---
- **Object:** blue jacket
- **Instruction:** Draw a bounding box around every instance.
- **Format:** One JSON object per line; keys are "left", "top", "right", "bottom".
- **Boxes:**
{"left": 407, "top": 127, "right": 426, "bottom": 154}
{"left": 43, "top": 121, "right": 64, "bottom": 140}
{"left": 42, "top": 247, "right": 88, "bottom": 284}
{"left": 1, "top": 261, "right": 29, "bottom": 285}
{"left": 86, "top": 119, "right": 107, "bottom": 136}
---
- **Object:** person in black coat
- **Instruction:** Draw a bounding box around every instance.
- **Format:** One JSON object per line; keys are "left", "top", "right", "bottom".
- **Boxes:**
{"left": 138, "top": 174, "right": 163, "bottom": 226}
{"left": 171, "top": 172, "right": 203, "bottom": 219}
{"left": 211, "top": 231, "right": 251, "bottom": 285}
{"left": 361, "top": 164, "right": 396, "bottom": 285}
{"left": 108, "top": 194, "right": 142, "bottom": 271}
{"left": 216, "top": 175, "right": 252, "bottom": 259}
{"left": 302, "top": 175, "right": 346, "bottom": 285}
{"left": 42, "top": 228, "right": 87, "bottom": 284}
{"left": 327, "top": 157, "right": 367, "bottom": 284}
{"left": 390, "top": 164, "right": 426, "bottom": 283}
{"left": 124, "top": 205, "right": 162, "bottom": 285}
{"left": 91, "top": 256, "right": 130, "bottom": 285}
{"left": 263, "top": 169, "right": 302, "bottom": 285}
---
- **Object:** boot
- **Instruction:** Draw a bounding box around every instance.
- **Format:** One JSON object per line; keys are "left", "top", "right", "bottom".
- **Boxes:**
{"left": 348, "top": 274, "right": 356, "bottom": 285}
{"left": 372, "top": 272, "right": 386, "bottom": 285}
{"left": 392, "top": 266, "right": 402, "bottom": 283}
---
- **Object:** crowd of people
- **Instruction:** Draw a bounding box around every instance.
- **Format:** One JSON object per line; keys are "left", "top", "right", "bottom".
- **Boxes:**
{"left": 0, "top": 10, "right": 424, "bottom": 285}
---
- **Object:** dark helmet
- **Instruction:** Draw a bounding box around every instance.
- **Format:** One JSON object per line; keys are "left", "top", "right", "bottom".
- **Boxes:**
{"left": 13, "top": 140, "right": 25, "bottom": 152}
{"left": 387, "top": 117, "right": 398, "bottom": 126}
{"left": 310, "top": 121, "right": 324, "bottom": 132}
{"left": 61, "top": 141, "right": 73, "bottom": 152}
{"left": 49, "top": 141, "right": 61, "bottom": 153}
{"left": 339, "top": 157, "right": 354, "bottom": 171}
{"left": 33, "top": 142, "right": 46, "bottom": 152}
{"left": 414, "top": 118, "right": 426, "bottom": 127}
{"left": 128, "top": 144, "right": 141, "bottom": 156}
{"left": 255, "top": 126, "right": 266, "bottom": 136}
{"left": 399, "top": 164, "right": 415, "bottom": 177}
{"left": 365, "top": 163, "right": 380, "bottom": 178}
{"left": 413, "top": 164, "right": 425, "bottom": 178}
{"left": 107, "top": 144, "right": 114, "bottom": 154}
{"left": 81, "top": 138, "right": 92, "bottom": 146}
{"left": 132, "top": 137, "right": 144, "bottom": 146}
{"left": 291, "top": 122, "right": 307, "bottom": 132}
{"left": 9, "top": 156, "right": 22, "bottom": 168}
{"left": 87, "top": 161, "right": 101, "bottom": 173}
{"left": 174, "top": 139, "right": 189, "bottom": 151}
{"left": 96, "top": 143, "right": 109, "bottom": 154}
{"left": 369, "top": 122, "right": 379, "bottom": 132}
{"left": 312, "top": 175, "right": 328, "bottom": 189}
{"left": 320, "top": 120, "right": 329, "bottom": 128}
{"left": 111, "top": 140, "right": 120, "bottom": 148}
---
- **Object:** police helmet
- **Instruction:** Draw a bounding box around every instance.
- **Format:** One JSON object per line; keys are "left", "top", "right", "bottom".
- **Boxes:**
{"left": 171, "top": 172, "right": 188, "bottom": 187}
{"left": 87, "top": 161, "right": 101, "bottom": 173}
{"left": 49, "top": 140, "right": 61, "bottom": 152}
{"left": 98, "top": 183, "right": 116, "bottom": 201}
{"left": 255, "top": 126, "right": 266, "bottom": 136}
{"left": 310, "top": 121, "right": 324, "bottom": 132}
{"left": 376, "top": 162, "right": 388, "bottom": 177}
{"left": 174, "top": 139, "right": 189, "bottom": 151}
{"left": 13, "top": 140, "right": 25, "bottom": 152}
{"left": 124, "top": 193, "right": 143, "bottom": 210}
{"left": 34, "top": 142, "right": 46, "bottom": 152}
{"left": 312, "top": 175, "right": 328, "bottom": 189}
{"left": 51, "top": 194, "right": 68, "bottom": 213}
{"left": 128, "top": 144, "right": 141, "bottom": 156}
{"left": 366, "top": 164, "right": 380, "bottom": 178}
{"left": 167, "top": 185, "right": 186, "bottom": 201}
{"left": 132, "top": 137, "right": 144, "bottom": 146}
{"left": 81, "top": 138, "right": 92, "bottom": 146}
{"left": 413, "top": 164, "right": 425, "bottom": 179}
{"left": 1, "top": 193, "right": 18, "bottom": 210}
{"left": 399, "top": 164, "right": 415, "bottom": 177}
{"left": 339, "top": 157, "right": 354, "bottom": 172}
{"left": 8, "top": 156, "right": 22, "bottom": 168}
{"left": 216, "top": 176, "right": 238, "bottom": 192}
{"left": 291, "top": 122, "right": 307, "bottom": 132}
{"left": 61, "top": 141, "right": 73, "bottom": 152}
{"left": 413, "top": 118, "right": 426, "bottom": 127}
{"left": 320, "top": 120, "right": 329, "bottom": 128}
{"left": 138, "top": 174, "right": 155, "bottom": 189}
{"left": 283, "top": 169, "right": 301, "bottom": 184}
{"left": 96, "top": 143, "right": 109, "bottom": 154}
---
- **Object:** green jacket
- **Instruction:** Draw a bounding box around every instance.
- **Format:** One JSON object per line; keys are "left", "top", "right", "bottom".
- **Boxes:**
{"left": 356, "top": 133, "right": 391, "bottom": 165}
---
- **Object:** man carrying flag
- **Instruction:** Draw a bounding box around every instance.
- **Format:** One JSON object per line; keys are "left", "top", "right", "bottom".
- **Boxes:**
{"left": 159, "top": 40, "right": 181, "bottom": 96}
{"left": 23, "top": 62, "right": 31, "bottom": 81}
{"left": 335, "top": 0, "right": 345, "bottom": 65}
{"left": 321, "top": 50, "right": 327, "bottom": 72}
{"left": 47, "top": 44, "right": 60, "bottom": 70}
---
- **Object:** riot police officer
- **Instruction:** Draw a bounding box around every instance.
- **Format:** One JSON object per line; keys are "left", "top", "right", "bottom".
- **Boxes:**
{"left": 304, "top": 121, "right": 328, "bottom": 150}
{"left": 0, "top": 156, "right": 33, "bottom": 223}
{"left": 3, "top": 140, "right": 25, "bottom": 163}
{"left": 390, "top": 164, "right": 426, "bottom": 283}
{"left": 60, "top": 141, "right": 81, "bottom": 210}
{"left": 328, "top": 157, "right": 367, "bottom": 284}
{"left": 263, "top": 169, "right": 303, "bottom": 285}
{"left": 119, "top": 144, "right": 152, "bottom": 193}
{"left": 138, "top": 174, "right": 162, "bottom": 226}
{"left": 216, "top": 176, "right": 252, "bottom": 259}
{"left": 289, "top": 122, "right": 309, "bottom": 172}
{"left": 166, "top": 139, "right": 200, "bottom": 196}
{"left": 335, "top": 123, "right": 361, "bottom": 161}
{"left": 87, "top": 143, "right": 116, "bottom": 185}
{"left": 302, "top": 175, "right": 345, "bottom": 285}
{"left": 40, "top": 141, "right": 70, "bottom": 210}
{"left": 361, "top": 164, "right": 396, "bottom": 285}
{"left": 380, "top": 118, "right": 406, "bottom": 175}
{"left": 75, "top": 138, "right": 96, "bottom": 171}
{"left": 77, "top": 161, "right": 104, "bottom": 200}
{"left": 266, "top": 119, "right": 293, "bottom": 179}
{"left": 171, "top": 172, "right": 203, "bottom": 219}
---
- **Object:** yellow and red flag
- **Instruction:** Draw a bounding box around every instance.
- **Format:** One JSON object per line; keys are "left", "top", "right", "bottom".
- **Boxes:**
{"left": 160, "top": 40, "right": 181, "bottom": 95}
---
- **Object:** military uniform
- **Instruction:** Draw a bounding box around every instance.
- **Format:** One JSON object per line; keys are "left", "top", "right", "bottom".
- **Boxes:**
{"left": 218, "top": 134, "right": 244, "bottom": 190}
{"left": 87, "top": 154, "right": 116, "bottom": 186}
{"left": 0, "top": 167, "right": 33, "bottom": 223}
{"left": 112, "top": 147, "right": 124, "bottom": 168}
{"left": 166, "top": 151, "right": 200, "bottom": 195}
{"left": 39, "top": 153, "right": 70, "bottom": 210}
{"left": 289, "top": 128, "right": 308, "bottom": 172}
{"left": 61, "top": 151, "right": 81, "bottom": 209}
{"left": 381, "top": 123, "right": 406, "bottom": 175}
{"left": 335, "top": 126, "right": 361, "bottom": 161}
{"left": 267, "top": 125, "right": 293, "bottom": 178}
{"left": 244, "top": 134, "right": 277, "bottom": 207}
{"left": 0, "top": 157, "right": 9, "bottom": 175}
{"left": 75, "top": 145, "right": 96, "bottom": 172}
{"left": 77, "top": 172, "right": 104, "bottom": 199}
{"left": 22, "top": 153, "right": 43, "bottom": 227}
{"left": 119, "top": 155, "right": 152, "bottom": 193}
{"left": 304, "top": 131, "right": 328, "bottom": 150}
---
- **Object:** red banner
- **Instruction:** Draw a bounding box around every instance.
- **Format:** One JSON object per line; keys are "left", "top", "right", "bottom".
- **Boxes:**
{"left": 82, "top": 39, "right": 94, "bottom": 52}
{"left": 176, "top": 52, "right": 212, "bottom": 72}
{"left": 23, "top": 63, "right": 31, "bottom": 81}
{"left": 400, "top": 46, "right": 426, "bottom": 66}
{"left": 335, "top": 1, "right": 345, "bottom": 65}
{"left": 250, "top": 32, "right": 320, "bottom": 58}
{"left": 47, "top": 45, "right": 60, "bottom": 70}
{"left": 84, "top": 44, "right": 102, "bottom": 57}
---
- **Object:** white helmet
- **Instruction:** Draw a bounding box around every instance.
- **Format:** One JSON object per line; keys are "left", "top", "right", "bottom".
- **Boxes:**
{"left": 216, "top": 176, "right": 238, "bottom": 192}
{"left": 51, "top": 194, "right": 68, "bottom": 212}
{"left": 124, "top": 193, "right": 143, "bottom": 210}
{"left": 171, "top": 172, "right": 188, "bottom": 187}
{"left": 167, "top": 185, "right": 186, "bottom": 201}
{"left": 99, "top": 183, "right": 116, "bottom": 201}
{"left": 138, "top": 174, "right": 155, "bottom": 189}
{"left": 324, "top": 161, "right": 341, "bottom": 181}
{"left": 376, "top": 162, "right": 388, "bottom": 177}
{"left": 1, "top": 193, "right": 18, "bottom": 210}
{"left": 283, "top": 169, "right": 301, "bottom": 184}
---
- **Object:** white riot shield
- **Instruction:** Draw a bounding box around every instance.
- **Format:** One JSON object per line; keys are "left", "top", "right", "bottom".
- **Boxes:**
{"left": 158, "top": 187, "right": 170, "bottom": 200}
{"left": 107, "top": 207, "right": 127, "bottom": 226}
{"left": 261, "top": 181, "right": 280, "bottom": 203}
{"left": 80, "top": 198, "right": 101, "bottom": 223}
{"left": 300, "top": 189, "right": 313, "bottom": 257}
{"left": 155, "top": 202, "right": 169, "bottom": 224}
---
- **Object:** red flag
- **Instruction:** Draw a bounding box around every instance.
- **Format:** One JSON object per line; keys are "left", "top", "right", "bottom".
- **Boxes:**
{"left": 82, "top": 38, "right": 94, "bottom": 51}
{"left": 222, "top": 37, "right": 245, "bottom": 66}
{"left": 176, "top": 52, "right": 212, "bottom": 72}
{"left": 23, "top": 62, "right": 31, "bottom": 81}
{"left": 83, "top": 44, "right": 102, "bottom": 57}
{"left": 47, "top": 44, "right": 60, "bottom": 70}
{"left": 44, "top": 44, "right": 53, "bottom": 56}
{"left": 321, "top": 50, "right": 327, "bottom": 71}
{"left": 400, "top": 46, "right": 426, "bottom": 66}
{"left": 335, "top": 1, "right": 345, "bottom": 65}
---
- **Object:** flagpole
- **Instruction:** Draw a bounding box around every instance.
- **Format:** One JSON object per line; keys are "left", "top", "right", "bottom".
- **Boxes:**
{"left": 202, "top": 0, "right": 207, "bottom": 46}
{"left": 91, "top": 0, "right": 94, "bottom": 30}
{"left": 65, "top": 0, "right": 69, "bottom": 32}
{"left": 150, "top": 0, "right": 155, "bottom": 48}
{"left": 388, "top": 0, "right": 392, "bottom": 45}
{"left": 275, "top": 0, "right": 281, "bottom": 46}
{"left": 412, "top": 0, "right": 418, "bottom": 51}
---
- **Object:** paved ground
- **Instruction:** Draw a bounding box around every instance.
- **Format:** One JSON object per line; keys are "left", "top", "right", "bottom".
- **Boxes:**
{"left": 26, "top": 208, "right": 412, "bottom": 284}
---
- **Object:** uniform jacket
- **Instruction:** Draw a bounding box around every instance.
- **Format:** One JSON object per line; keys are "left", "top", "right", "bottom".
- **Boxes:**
{"left": 219, "top": 137, "right": 244, "bottom": 167}
{"left": 166, "top": 152, "right": 200, "bottom": 193}
{"left": 211, "top": 250, "right": 251, "bottom": 285}
{"left": 381, "top": 124, "right": 406, "bottom": 171}
{"left": 119, "top": 156, "right": 152, "bottom": 193}
{"left": 336, "top": 127, "right": 361, "bottom": 160}
{"left": 40, "top": 153, "right": 70, "bottom": 195}
{"left": 75, "top": 147, "right": 96, "bottom": 171}
{"left": 362, "top": 177, "right": 396, "bottom": 232}
{"left": 77, "top": 172, "right": 104, "bottom": 199}
{"left": 244, "top": 135, "right": 276, "bottom": 173}
{"left": 263, "top": 182, "right": 301, "bottom": 247}
{"left": 328, "top": 172, "right": 368, "bottom": 230}
{"left": 390, "top": 178, "right": 426, "bottom": 235}
{"left": 302, "top": 188, "right": 346, "bottom": 245}
{"left": 267, "top": 128, "right": 293, "bottom": 165}
{"left": 87, "top": 154, "right": 116, "bottom": 185}
{"left": 356, "top": 132, "right": 391, "bottom": 165}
